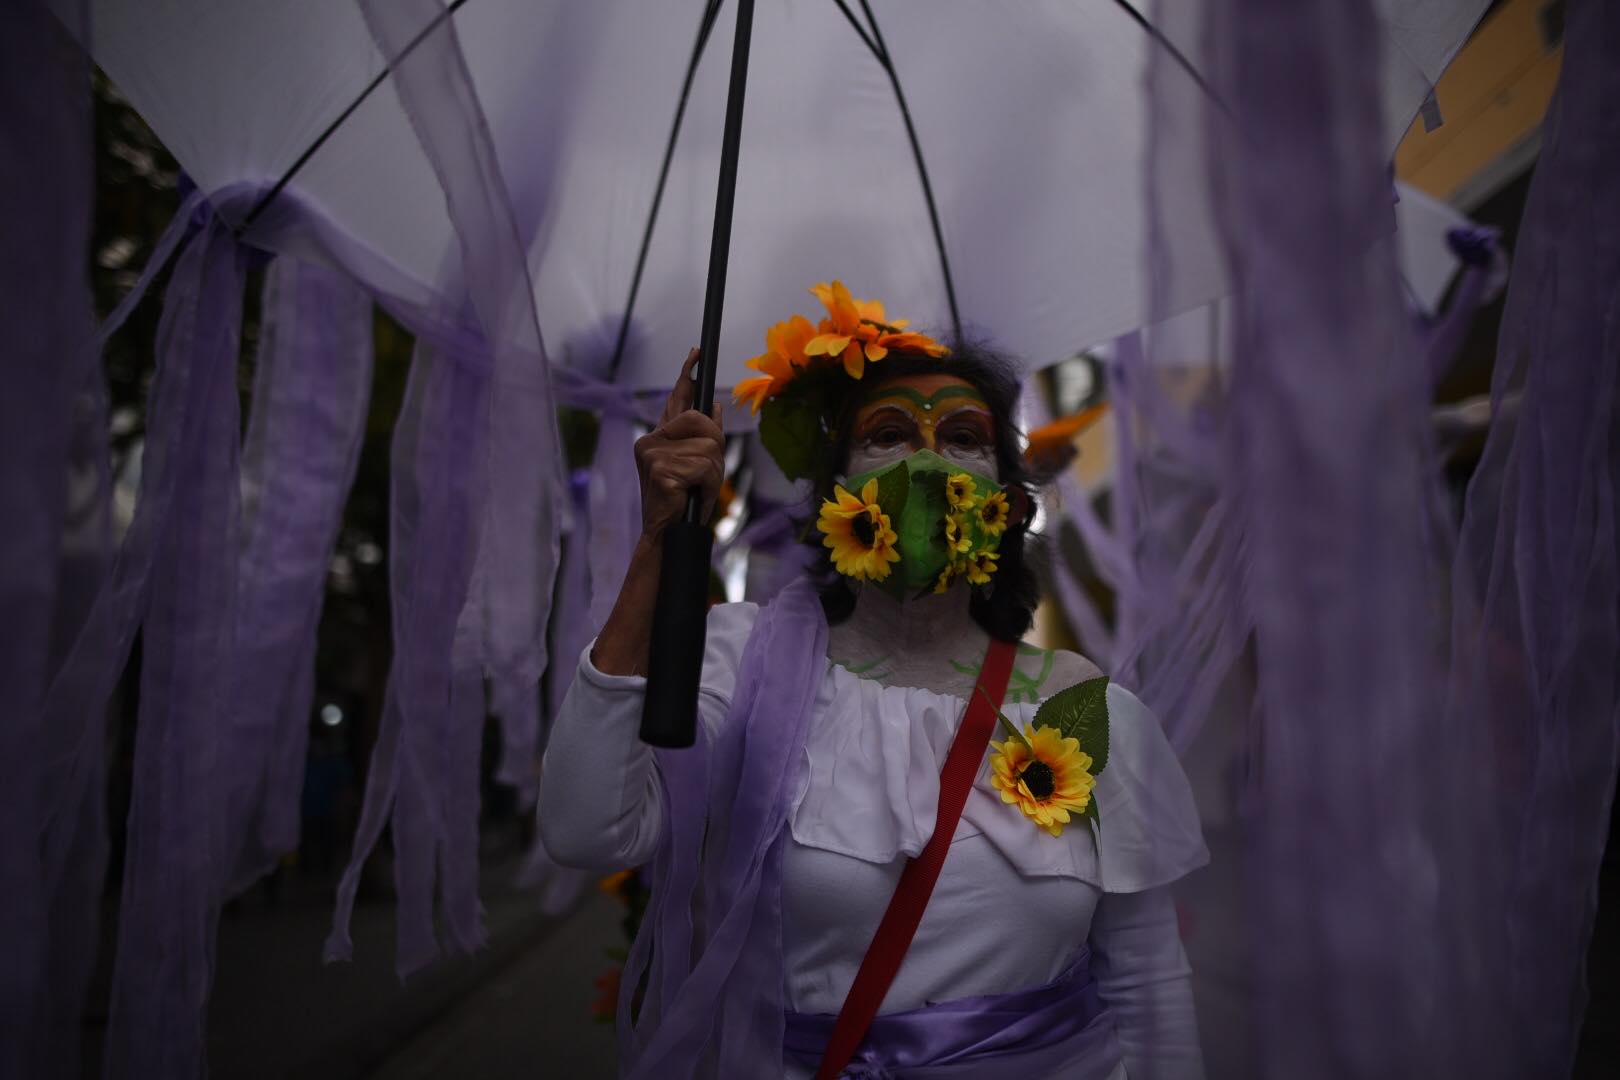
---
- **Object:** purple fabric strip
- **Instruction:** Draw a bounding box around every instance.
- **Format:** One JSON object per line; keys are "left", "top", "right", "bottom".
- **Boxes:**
{"left": 223, "top": 256, "right": 374, "bottom": 892}
{"left": 332, "top": 0, "right": 566, "bottom": 971}
{"left": 1197, "top": 1, "right": 1481, "bottom": 1073}
{"left": 102, "top": 218, "right": 246, "bottom": 1080}
{"left": 782, "top": 948, "right": 1119, "bottom": 1080}
{"left": 1446, "top": 2, "right": 1620, "bottom": 1072}
{"left": 326, "top": 340, "right": 493, "bottom": 974}
{"left": 619, "top": 579, "right": 829, "bottom": 1078}
{"left": 1, "top": 3, "right": 101, "bottom": 1074}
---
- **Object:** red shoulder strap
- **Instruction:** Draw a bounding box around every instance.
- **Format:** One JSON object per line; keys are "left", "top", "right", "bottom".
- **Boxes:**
{"left": 814, "top": 637, "right": 1020, "bottom": 1080}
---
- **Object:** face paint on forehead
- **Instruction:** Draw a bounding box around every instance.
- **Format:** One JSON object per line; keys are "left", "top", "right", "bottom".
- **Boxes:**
{"left": 856, "top": 382, "right": 988, "bottom": 420}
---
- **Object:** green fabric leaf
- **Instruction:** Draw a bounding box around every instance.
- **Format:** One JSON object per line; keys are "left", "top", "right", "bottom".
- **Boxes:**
{"left": 874, "top": 461, "right": 910, "bottom": 526}
{"left": 759, "top": 396, "right": 821, "bottom": 482}
{"left": 1034, "top": 676, "right": 1110, "bottom": 774}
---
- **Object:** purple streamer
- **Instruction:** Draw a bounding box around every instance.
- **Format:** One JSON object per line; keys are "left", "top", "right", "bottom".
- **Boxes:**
{"left": 224, "top": 257, "right": 374, "bottom": 891}
{"left": 1195, "top": 1, "right": 1484, "bottom": 1073}
{"left": 1, "top": 3, "right": 102, "bottom": 1074}
{"left": 619, "top": 580, "right": 828, "bottom": 1078}
{"left": 329, "top": 0, "right": 566, "bottom": 972}
{"left": 326, "top": 340, "right": 493, "bottom": 974}
{"left": 102, "top": 219, "right": 246, "bottom": 1079}
{"left": 1448, "top": 2, "right": 1620, "bottom": 1071}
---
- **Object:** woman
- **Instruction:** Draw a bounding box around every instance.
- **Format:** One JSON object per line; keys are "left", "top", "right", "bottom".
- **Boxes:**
{"left": 540, "top": 283, "right": 1207, "bottom": 1078}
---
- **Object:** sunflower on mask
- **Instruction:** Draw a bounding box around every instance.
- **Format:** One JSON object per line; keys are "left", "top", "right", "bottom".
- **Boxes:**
{"left": 817, "top": 478, "right": 901, "bottom": 581}
{"left": 945, "top": 472, "right": 977, "bottom": 511}
{"left": 977, "top": 490, "right": 1010, "bottom": 538}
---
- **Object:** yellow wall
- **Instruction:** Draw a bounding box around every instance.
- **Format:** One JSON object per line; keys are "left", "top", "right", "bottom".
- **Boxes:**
{"left": 1395, "top": 0, "right": 1561, "bottom": 207}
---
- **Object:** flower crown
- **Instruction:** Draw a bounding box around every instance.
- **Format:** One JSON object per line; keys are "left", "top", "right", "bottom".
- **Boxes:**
{"left": 732, "top": 280, "right": 949, "bottom": 482}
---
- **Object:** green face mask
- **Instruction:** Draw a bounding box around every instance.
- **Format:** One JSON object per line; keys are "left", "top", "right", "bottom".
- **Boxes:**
{"left": 836, "top": 449, "right": 1010, "bottom": 598}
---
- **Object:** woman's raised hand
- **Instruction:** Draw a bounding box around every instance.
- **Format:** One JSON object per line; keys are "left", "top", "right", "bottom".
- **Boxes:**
{"left": 635, "top": 347, "right": 726, "bottom": 540}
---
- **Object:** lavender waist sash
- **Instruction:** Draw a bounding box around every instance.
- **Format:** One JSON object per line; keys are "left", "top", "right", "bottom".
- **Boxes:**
{"left": 782, "top": 948, "right": 1121, "bottom": 1080}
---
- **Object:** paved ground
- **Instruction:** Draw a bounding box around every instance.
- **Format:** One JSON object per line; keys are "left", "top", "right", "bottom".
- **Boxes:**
{"left": 76, "top": 856, "right": 624, "bottom": 1079}
{"left": 205, "top": 869, "right": 621, "bottom": 1079}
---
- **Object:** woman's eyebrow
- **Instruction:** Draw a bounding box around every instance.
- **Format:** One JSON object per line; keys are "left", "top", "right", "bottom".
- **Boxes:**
{"left": 853, "top": 403, "right": 922, "bottom": 429}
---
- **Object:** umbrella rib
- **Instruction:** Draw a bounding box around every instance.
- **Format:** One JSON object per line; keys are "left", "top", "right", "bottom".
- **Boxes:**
{"left": 1105, "top": 0, "right": 1227, "bottom": 115}
{"left": 827, "top": 0, "right": 881, "bottom": 60}
{"left": 234, "top": 0, "right": 473, "bottom": 238}
{"left": 607, "top": 0, "right": 727, "bottom": 383}
{"left": 850, "top": 0, "right": 963, "bottom": 340}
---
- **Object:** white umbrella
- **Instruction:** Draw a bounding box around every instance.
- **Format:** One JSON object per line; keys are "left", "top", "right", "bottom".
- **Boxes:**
{"left": 61, "top": 0, "right": 1488, "bottom": 396}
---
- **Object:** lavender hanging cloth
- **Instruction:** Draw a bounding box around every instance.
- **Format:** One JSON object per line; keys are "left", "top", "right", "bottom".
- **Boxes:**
{"left": 326, "top": 337, "right": 494, "bottom": 973}
{"left": 1, "top": 3, "right": 103, "bottom": 1075}
{"left": 1449, "top": 1, "right": 1620, "bottom": 1072}
{"left": 1167, "top": 0, "right": 1504, "bottom": 1073}
{"left": 223, "top": 256, "right": 374, "bottom": 891}
{"left": 101, "top": 216, "right": 247, "bottom": 1080}
{"left": 328, "top": 0, "right": 564, "bottom": 973}
{"left": 618, "top": 579, "right": 828, "bottom": 1078}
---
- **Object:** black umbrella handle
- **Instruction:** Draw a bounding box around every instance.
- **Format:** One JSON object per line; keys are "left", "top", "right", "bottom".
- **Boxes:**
{"left": 641, "top": 0, "right": 756, "bottom": 749}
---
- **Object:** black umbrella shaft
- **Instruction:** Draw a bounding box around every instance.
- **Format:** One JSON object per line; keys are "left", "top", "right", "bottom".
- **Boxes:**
{"left": 641, "top": 0, "right": 755, "bottom": 749}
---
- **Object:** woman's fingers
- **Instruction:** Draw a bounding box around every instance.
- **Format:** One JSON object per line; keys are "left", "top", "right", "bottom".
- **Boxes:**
{"left": 660, "top": 347, "right": 702, "bottom": 424}
{"left": 658, "top": 408, "right": 724, "bottom": 445}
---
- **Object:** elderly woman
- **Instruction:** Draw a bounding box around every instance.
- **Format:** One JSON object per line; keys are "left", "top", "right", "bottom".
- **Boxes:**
{"left": 539, "top": 283, "right": 1207, "bottom": 1079}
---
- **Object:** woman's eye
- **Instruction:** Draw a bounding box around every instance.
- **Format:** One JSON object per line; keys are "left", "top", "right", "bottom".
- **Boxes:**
{"left": 869, "top": 427, "right": 906, "bottom": 447}
{"left": 944, "top": 428, "right": 989, "bottom": 449}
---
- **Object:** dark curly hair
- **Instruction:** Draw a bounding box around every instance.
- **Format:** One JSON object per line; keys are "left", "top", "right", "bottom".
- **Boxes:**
{"left": 807, "top": 340, "right": 1041, "bottom": 643}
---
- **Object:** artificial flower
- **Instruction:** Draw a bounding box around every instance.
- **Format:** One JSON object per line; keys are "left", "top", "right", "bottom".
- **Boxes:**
{"left": 946, "top": 472, "right": 978, "bottom": 511}
{"left": 817, "top": 478, "right": 901, "bottom": 581}
{"left": 933, "top": 558, "right": 969, "bottom": 595}
{"left": 943, "top": 513, "right": 973, "bottom": 555}
{"left": 597, "top": 869, "right": 636, "bottom": 897}
{"left": 988, "top": 724, "right": 1096, "bottom": 837}
{"left": 733, "top": 314, "right": 817, "bottom": 413}
{"left": 803, "top": 280, "right": 948, "bottom": 379}
{"left": 964, "top": 549, "right": 999, "bottom": 585}
{"left": 977, "top": 489, "right": 1010, "bottom": 538}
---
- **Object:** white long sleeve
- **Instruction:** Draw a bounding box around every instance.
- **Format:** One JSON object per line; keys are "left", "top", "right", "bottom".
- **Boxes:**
{"left": 1089, "top": 886, "right": 1206, "bottom": 1080}
{"left": 536, "top": 651, "right": 665, "bottom": 870}
{"left": 536, "top": 604, "right": 756, "bottom": 871}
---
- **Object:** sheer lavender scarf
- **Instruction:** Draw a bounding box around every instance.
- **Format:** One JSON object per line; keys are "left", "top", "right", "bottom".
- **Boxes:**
{"left": 617, "top": 579, "right": 829, "bottom": 1078}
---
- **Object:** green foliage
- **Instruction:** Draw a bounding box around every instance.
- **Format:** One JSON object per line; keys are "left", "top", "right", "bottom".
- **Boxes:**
{"left": 1033, "top": 676, "right": 1110, "bottom": 774}
{"left": 758, "top": 394, "right": 822, "bottom": 483}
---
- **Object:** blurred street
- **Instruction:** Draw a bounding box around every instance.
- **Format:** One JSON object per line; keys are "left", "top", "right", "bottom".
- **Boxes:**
{"left": 83, "top": 860, "right": 621, "bottom": 1079}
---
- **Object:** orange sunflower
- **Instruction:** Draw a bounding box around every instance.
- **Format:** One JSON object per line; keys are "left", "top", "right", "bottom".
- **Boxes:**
{"left": 803, "top": 280, "right": 948, "bottom": 379}
{"left": 817, "top": 478, "right": 900, "bottom": 581}
{"left": 733, "top": 313, "right": 817, "bottom": 413}
{"left": 988, "top": 724, "right": 1096, "bottom": 838}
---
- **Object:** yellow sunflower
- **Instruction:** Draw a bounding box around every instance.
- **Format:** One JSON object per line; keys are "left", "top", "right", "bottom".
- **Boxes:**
{"left": 988, "top": 724, "right": 1096, "bottom": 837}
{"left": 945, "top": 472, "right": 978, "bottom": 511}
{"left": 964, "top": 550, "right": 999, "bottom": 585}
{"left": 933, "top": 558, "right": 969, "bottom": 595}
{"left": 977, "top": 490, "right": 1010, "bottom": 538}
{"left": 943, "top": 513, "right": 973, "bottom": 556}
{"left": 817, "top": 478, "right": 900, "bottom": 581}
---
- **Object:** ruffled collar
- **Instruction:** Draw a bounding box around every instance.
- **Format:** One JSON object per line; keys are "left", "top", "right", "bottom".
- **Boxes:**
{"left": 788, "top": 664, "right": 1209, "bottom": 892}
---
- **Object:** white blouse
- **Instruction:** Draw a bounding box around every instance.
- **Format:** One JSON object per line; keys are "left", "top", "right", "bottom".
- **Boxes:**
{"left": 539, "top": 603, "right": 1208, "bottom": 1078}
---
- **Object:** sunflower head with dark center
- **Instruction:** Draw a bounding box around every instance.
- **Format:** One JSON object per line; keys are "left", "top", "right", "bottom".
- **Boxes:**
{"left": 852, "top": 512, "right": 878, "bottom": 547}
{"left": 1019, "top": 760, "right": 1056, "bottom": 799}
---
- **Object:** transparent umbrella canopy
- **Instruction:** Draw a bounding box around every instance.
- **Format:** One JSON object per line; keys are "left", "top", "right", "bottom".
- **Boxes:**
{"left": 60, "top": 0, "right": 1486, "bottom": 394}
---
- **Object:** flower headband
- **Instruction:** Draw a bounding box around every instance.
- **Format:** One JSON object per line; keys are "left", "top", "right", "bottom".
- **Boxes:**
{"left": 732, "top": 281, "right": 949, "bottom": 482}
